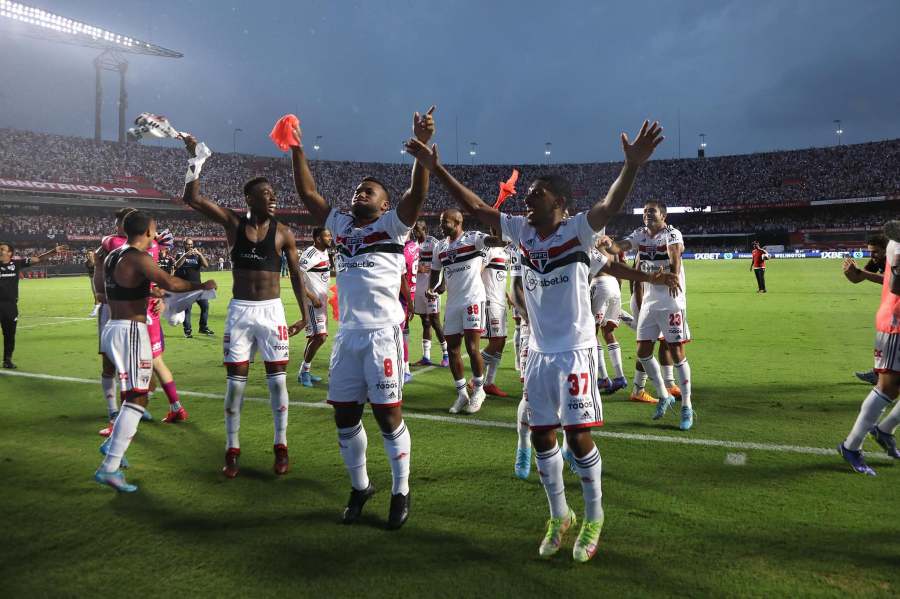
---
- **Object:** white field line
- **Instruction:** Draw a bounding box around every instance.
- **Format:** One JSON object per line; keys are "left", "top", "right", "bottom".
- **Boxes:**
{"left": 410, "top": 365, "right": 436, "bottom": 377}
{"left": 1, "top": 369, "right": 884, "bottom": 461}
{"left": 17, "top": 317, "right": 94, "bottom": 329}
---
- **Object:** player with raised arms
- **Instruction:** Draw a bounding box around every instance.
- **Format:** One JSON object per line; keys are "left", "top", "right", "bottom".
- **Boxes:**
{"left": 181, "top": 133, "right": 308, "bottom": 479}
{"left": 290, "top": 105, "right": 435, "bottom": 530}
{"left": 93, "top": 211, "right": 216, "bottom": 492}
{"left": 405, "top": 120, "right": 671, "bottom": 563}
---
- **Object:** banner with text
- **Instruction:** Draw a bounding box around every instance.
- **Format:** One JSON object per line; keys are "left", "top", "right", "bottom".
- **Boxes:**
{"left": 0, "top": 177, "right": 167, "bottom": 199}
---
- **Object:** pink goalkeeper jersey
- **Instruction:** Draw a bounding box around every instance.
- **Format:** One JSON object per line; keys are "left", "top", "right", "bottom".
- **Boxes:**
{"left": 876, "top": 240, "right": 900, "bottom": 334}
{"left": 403, "top": 239, "right": 419, "bottom": 298}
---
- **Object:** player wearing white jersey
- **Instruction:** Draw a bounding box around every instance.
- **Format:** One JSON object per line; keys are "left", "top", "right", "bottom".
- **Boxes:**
{"left": 480, "top": 235, "right": 511, "bottom": 397}
{"left": 406, "top": 119, "right": 667, "bottom": 563}
{"left": 428, "top": 209, "right": 503, "bottom": 414}
{"left": 291, "top": 105, "right": 435, "bottom": 530}
{"left": 508, "top": 245, "right": 526, "bottom": 371}
{"left": 591, "top": 241, "right": 628, "bottom": 395}
{"left": 297, "top": 227, "right": 333, "bottom": 387}
{"left": 613, "top": 200, "right": 694, "bottom": 430}
{"left": 412, "top": 221, "right": 449, "bottom": 367}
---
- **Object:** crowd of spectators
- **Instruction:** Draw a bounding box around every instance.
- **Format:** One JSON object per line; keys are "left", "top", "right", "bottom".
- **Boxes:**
{"left": 2, "top": 128, "right": 900, "bottom": 214}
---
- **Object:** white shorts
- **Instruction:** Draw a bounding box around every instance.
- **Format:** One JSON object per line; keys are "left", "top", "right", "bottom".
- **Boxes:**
{"left": 305, "top": 299, "right": 328, "bottom": 338}
{"left": 591, "top": 280, "right": 621, "bottom": 327}
{"left": 327, "top": 325, "right": 405, "bottom": 407}
{"left": 97, "top": 303, "right": 110, "bottom": 354}
{"left": 223, "top": 298, "right": 290, "bottom": 366}
{"left": 100, "top": 319, "right": 152, "bottom": 397}
{"left": 636, "top": 304, "right": 691, "bottom": 344}
{"left": 484, "top": 300, "right": 507, "bottom": 338}
{"left": 414, "top": 290, "right": 441, "bottom": 315}
{"left": 444, "top": 300, "right": 485, "bottom": 336}
{"left": 874, "top": 332, "right": 900, "bottom": 374}
{"left": 523, "top": 347, "right": 603, "bottom": 431}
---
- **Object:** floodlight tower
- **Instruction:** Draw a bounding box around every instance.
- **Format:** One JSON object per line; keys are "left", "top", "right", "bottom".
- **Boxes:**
{"left": 0, "top": 1, "right": 183, "bottom": 143}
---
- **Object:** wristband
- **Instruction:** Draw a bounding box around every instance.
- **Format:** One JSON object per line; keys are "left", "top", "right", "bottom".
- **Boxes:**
{"left": 185, "top": 142, "right": 213, "bottom": 183}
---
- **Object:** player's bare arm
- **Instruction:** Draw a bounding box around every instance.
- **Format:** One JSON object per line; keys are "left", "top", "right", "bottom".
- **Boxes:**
{"left": 136, "top": 252, "right": 216, "bottom": 293}
{"left": 181, "top": 135, "right": 241, "bottom": 233}
{"left": 28, "top": 245, "right": 66, "bottom": 266}
{"left": 280, "top": 225, "right": 309, "bottom": 336}
{"left": 666, "top": 240, "right": 685, "bottom": 298}
{"left": 587, "top": 120, "right": 664, "bottom": 231}
{"left": 512, "top": 276, "right": 528, "bottom": 322}
{"left": 844, "top": 257, "right": 885, "bottom": 285}
{"left": 289, "top": 127, "right": 332, "bottom": 224}
{"left": 603, "top": 261, "right": 680, "bottom": 294}
{"left": 93, "top": 247, "right": 107, "bottom": 303}
{"left": 890, "top": 251, "right": 900, "bottom": 295}
{"left": 404, "top": 139, "right": 501, "bottom": 231}
{"left": 196, "top": 249, "right": 209, "bottom": 269}
{"left": 396, "top": 105, "right": 436, "bottom": 227}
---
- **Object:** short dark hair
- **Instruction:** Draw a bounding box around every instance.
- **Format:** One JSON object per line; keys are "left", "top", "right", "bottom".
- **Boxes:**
{"left": 534, "top": 174, "right": 572, "bottom": 204}
{"left": 867, "top": 233, "right": 888, "bottom": 249}
{"left": 115, "top": 207, "right": 137, "bottom": 222}
{"left": 361, "top": 176, "right": 391, "bottom": 202}
{"left": 123, "top": 210, "right": 153, "bottom": 237}
{"left": 0, "top": 241, "right": 13, "bottom": 254}
{"left": 644, "top": 199, "right": 668, "bottom": 215}
{"left": 243, "top": 176, "right": 269, "bottom": 196}
{"left": 312, "top": 227, "right": 328, "bottom": 240}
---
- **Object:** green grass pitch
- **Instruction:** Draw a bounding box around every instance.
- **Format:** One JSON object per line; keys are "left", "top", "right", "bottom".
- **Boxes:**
{"left": 1, "top": 259, "right": 898, "bottom": 597}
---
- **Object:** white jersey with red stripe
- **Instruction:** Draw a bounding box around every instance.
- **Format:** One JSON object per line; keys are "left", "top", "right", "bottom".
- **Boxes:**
{"left": 431, "top": 230, "right": 487, "bottom": 308}
{"left": 508, "top": 245, "right": 522, "bottom": 279}
{"left": 625, "top": 224, "right": 686, "bottom": 310}
{"left": 482, "top": 246, "right": 509, "bottom": 305}
{"left": 500, "top": 211, "right": 603, "bottom": 353}
{"left": 326, "top": 208, "right": 411, "bottom": 330}
{"left": 415, "top": 235, "right": 440, "bottom": 297}
{"left": 299, "top": 245, "right": 330, "bottom": 301}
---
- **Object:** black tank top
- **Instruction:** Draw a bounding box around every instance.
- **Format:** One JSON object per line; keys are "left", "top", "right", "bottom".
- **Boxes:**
{"left": 230, "top": 216, "right": 281, "bottom": 272}
{"left": 104, "top": 246, "right": 151, "bottom": 301}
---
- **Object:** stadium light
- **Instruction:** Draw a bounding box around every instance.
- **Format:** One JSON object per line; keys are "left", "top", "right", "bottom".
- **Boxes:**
{"left": 699, "top": 133, "right": 707, "bottom": 149}
{"left": 544, "top": 142, "right": 552, "bottom": 165}
{"left": 833, "top": 119, "right": 843, "bottom": 146}
{"left": 469, "top": 141, "right": 478, "bottom": 165}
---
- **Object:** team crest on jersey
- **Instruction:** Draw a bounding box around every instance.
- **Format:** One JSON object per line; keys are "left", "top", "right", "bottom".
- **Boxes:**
{"left": 445, "top": 248, "right": 457, "bottom": 262}
{"left": 529, "top": 250, "right": 549, "bottom": 271}
{"left": 343, "top": 235, "right": 367, "bottom": 255}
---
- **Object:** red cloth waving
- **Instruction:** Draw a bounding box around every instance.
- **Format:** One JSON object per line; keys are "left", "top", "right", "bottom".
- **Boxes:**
{"left": 269, "top": 114, "right": 301, "bottom": 151}
{"left": 494, "top": 169, "right": 519, "bottom": 209}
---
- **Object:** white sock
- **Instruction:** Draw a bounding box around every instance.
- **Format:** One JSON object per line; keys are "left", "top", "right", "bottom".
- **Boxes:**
{"left": 573, "top": 446, "right": 604, "bottom": 522}
{"left": 674, "top": 359, "right": 692, "bottom": 409}
{"left": 472, "top": 375, "right": 484, "bottom": 390}
{"left": 102, "top": 375, "right": 117, "bottom": 418}
{"left": 100, "top": 402, "right": 143, "bottom": 472}
{"left": 633, "top": 369, "right": 648, "bottom": 392}
{"left": 608, "top": 342, "right": 624, "bottom": 379}
{"left": 440, "top": 340, "right": 448, "bottom": 355}
{"left": 455, "top": 378, "right": 468, "bottom": 397}
{"left": 301, "top": 361, "right": 311, "bottom": 373}
{"left": 877, "top": 396, "right": 900, "bottom": 434}
{"left": 516, "top": 397, "right": 531, "bottom": 450}
{"left": 845, "top": 388, "right": 893, "bottom": 450}
{"left": 422, "top": 339, "right": 432, "bottom": 360}
{"left": 224, "top": 375, "right": 247, "bottom": 449}
{"left": 535, "top": 444, "right": 568, "bottom": 518}
{"left": 514, "top": 326, "right": 522, "bottom": 369}
{"left": 662, "top": 364, "right": 675, "bottom": 388}
{"left": 480, "top": 351, "right": 495, "bottom": 384}
{"left": 638, "top": 355, "right": 668, "bottom": 398}
{"left": 267, "top": 372, "right": 289, "bottom": 446}
{"left": 382, "top": 421, "right": 411, "bottom": 495}
{"left": 338, "top": 423, "right": 369, "bottom": 490}
{"left": 596, "top": 344, "right": 609, "bottom": 380}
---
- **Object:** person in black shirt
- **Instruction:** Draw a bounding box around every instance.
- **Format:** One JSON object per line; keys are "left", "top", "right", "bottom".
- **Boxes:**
{"left": 843, "top": 233, "right": 888, "bottom": 384}
{"left": 158, "top": 247, "right": 175, "bottom": 275}
{"left": 0, "top": 242, "right": 65, "bottom": 368}
{"left": 174, "top": 238, "right": 212, "bottom": 337}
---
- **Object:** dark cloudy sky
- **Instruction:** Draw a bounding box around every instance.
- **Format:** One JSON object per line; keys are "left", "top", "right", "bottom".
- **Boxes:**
{"left": 1, "top": 0, "right": 899, "bottom": 164}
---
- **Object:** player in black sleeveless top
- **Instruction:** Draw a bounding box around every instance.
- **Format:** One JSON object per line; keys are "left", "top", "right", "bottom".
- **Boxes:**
{"left": 181, "top": 133, "right": 308, "bottom": 479}
{"left": 94, "top": 211, "right": 216, "bottom": 493}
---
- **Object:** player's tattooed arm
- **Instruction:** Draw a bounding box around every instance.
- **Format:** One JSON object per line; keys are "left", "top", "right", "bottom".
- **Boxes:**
{"left": 138, "top": 253, "right": 216, "bottom": 293}
{"left": 181, "top": 135, "right": 241, "bottom": 230}
{"left": 281, "top": 225, "right": 309, "bottom": 336}
{"left": 396, "top": 106, "right": 436, "bottom": 226}
{"left": 289, "top": 126, "right": 332, "bottom": 224}
{"left": 587, "top": 120, "right": 664, "bottom": 231}
{"left": 93, "top": 248, "right": 107, "bottom": 303}
{"left": 602, "top": 261, "right": 680, "bottom": 294}
{"left": 404, "top": 138, "right": 502, "bottom": 231}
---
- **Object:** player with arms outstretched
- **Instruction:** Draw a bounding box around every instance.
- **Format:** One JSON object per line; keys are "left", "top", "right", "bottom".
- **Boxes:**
{"left": 181, "top": 134, "right": 308, "bottom": 478}
{"left": 93, "top": 211, "right": 216, "bottom": 492}
{"left": 291, "top": 105, "right": 435, "bottom": 529}
{"left": 406, "top": 119, "right": 667, "bottom": 563}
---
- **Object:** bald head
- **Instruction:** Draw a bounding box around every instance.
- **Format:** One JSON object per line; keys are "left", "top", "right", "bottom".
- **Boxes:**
{"left": 440, "top": 208, "right": 464, "bottom": 238}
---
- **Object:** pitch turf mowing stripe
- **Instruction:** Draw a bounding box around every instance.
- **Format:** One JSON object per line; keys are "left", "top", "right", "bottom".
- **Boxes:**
{"left": 3, "top": 368, "right": 887, "bottom": 461}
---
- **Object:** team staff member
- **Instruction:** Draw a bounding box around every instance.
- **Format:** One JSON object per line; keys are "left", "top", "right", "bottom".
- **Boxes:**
{"left": 0, "top": 242, "right": 65, "bottom": 369}
{"left": 174, "top": 238, "right": 213, "bottom": 337}
{"left": 843, "top": 234, "right": 888, "bottom": 384}
{"left": 750, "top": 241, "right": 769, "bottom": 293}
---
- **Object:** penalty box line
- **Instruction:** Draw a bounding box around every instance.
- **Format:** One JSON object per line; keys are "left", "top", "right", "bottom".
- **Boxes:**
{"left": 0, "top": 369, "right": 881, "bottom": 460}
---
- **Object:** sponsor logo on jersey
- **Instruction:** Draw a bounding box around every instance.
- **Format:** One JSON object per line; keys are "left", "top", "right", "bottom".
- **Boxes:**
{"left": 377, "top": 381, "right": 399, "bottom": 390}
{"left": 525, "top": 268, "right": 570, "bottom": 291}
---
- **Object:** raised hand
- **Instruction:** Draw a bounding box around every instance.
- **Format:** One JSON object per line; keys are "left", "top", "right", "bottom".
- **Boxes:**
{"left": 413, "top": 105, "right": 436, "bottom": 144}
{"left": 291, "top": 123, "right": 303, "bottom": 148}
{"left": 405, "top": 138, "right": 440, "bottom": 171}
{"left": 183, "top": 134, "right": 198, "bottom": 157}
{"left": 622, "top": 120, "right": 664, "bottom": 167}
